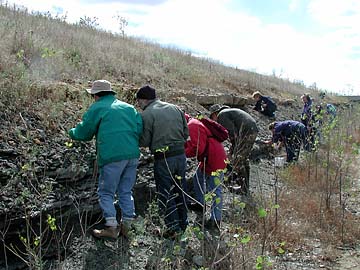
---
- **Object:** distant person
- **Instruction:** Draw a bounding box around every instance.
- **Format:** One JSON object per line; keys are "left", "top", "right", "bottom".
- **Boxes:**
{"left": 267, "top": 120, "right": 307, "bottom": 163}
{"left": 209, "top": 104, "right": 259, "bottom": 195}
{"left": 315, "top": 103, "right": 336, "bottom": 124}
{"left": 184, "top": 114, "right": 227, "bottom": 230}
{"left": 325, "top": 103, "right": 337, "bottom": 122}
{"left": 301, "top": 93, "right": 313, "bottom": 128}
{"left": 312, "top": 104, "right": 325, "bottom": 144}
{"left": 136, "top": 85, "right": 189, "bottom": 238}
{"left": 300, "top": 93, "right": 314, "bottom": 150}
{"left": 312, "top": 103, "right": 337, "bottom": 145}
{"left": 68, "top": 80, "right": 143, "bottom": 239}
{"left": 252, "top": 91, "right": 277, "bottom": 117}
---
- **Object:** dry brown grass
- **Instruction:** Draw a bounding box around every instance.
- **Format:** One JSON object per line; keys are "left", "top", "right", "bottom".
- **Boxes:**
{"left": 276, "top": 123, "right": 360, "bottom": 248}
{"left": 1, "top": 3, "right": 358, "bottom": 269}
{"left": 0, "top": 1, "right": 334, "bottom": 110}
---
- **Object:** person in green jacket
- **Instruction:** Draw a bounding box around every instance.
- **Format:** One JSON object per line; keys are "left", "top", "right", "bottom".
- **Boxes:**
{"left": 68, "top": 80, "right": 143, "bottom": 239}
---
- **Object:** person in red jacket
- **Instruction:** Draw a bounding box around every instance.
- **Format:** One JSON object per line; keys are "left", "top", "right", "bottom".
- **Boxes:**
{"left": 184, "top": 114, "right": 228, "bottom": 230}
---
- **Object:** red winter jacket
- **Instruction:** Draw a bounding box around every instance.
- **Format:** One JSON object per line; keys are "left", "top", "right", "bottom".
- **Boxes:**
{"left": 185, "top": 118, "right": 227, "bottom": 175}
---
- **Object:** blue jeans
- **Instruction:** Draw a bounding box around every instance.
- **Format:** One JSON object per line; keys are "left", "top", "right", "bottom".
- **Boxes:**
{"left": 154, "top": 154, "right": 188, "bottom": 232}
{"left": 98, "top": 159, "right": 138, "bottom": 226}
{"left": 193, "top": 168, "right": 223, "bottom": 221}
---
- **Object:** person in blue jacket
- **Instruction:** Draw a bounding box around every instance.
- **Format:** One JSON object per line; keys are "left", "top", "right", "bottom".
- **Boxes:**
{"left": 268, "top": 120, "right": 307, "bottom": 162}
{"left": 252, "top": 91, "right": 277, "bottom": 117}
{"left": 300, "top": 93, "right": 313, "bottom": 128}
{"left": 326, "top": 104, "right": 337, "bottom": 122}
{"left": 69, "top": 80, "right": 143, "bottom": 239}
{"left": 300, "top": 93, "right": 315, "bottom": 150}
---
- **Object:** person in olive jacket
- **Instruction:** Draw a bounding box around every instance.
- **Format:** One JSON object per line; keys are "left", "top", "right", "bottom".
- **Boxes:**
{"left": 209, "top": 104, "right": 259, "bottom": 195}
{"left": 68, "top": 80, "right": 143, "bottom": 239}
{"left": 136, "top": 85, "right": 189, "bottom": 238}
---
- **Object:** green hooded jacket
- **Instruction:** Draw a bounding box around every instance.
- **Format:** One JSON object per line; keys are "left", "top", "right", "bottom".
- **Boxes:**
{"left": 69, "top": 95, "right": 143, "bottom": 167}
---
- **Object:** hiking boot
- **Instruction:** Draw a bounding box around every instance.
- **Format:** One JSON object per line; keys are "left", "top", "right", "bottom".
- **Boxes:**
{"left": 187, "top": 203, "right": 203, "bottom": 213}
{"left": 229, "top": 185, "right": 242, "bottom": 193}
{"left": 204, "top": 219, "right": 220, "bottom": 231}
{"left": 121, "top": 218, "right": 145, "bottom": 239}
{"left": 162, "top": 229, "right": 178, "bottom": 239}
{"left": 92, "top": 226, "right": 119, "bottom": 240}
{"left": 162, "top": 229, "right": 185, "bottom": 240}
{"left": 120, "top": 220, "right": 133, "bottom": 239}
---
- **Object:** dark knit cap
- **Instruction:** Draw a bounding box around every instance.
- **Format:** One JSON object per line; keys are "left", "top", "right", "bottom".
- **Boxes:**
{"left": 136, "top": 85, "right": 156, "bottom": 100}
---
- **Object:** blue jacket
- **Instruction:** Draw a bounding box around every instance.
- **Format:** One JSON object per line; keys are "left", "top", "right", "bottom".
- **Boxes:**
{"left": 272, "top": 120, "right": 306, "bottom": 143}
{"left": 301, "top": 100, "right": 313, "bottom": 127}
{"left": 254, "top": 96, "right": 277, "bottom": 112}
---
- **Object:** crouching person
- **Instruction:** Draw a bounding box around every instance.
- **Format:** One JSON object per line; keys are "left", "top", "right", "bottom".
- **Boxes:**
{"left": 209, "top": 104, "right": 258, "bottom": 196}
{"left": 252, "top": 91, "right": 277, "bottom": 117}
{"left": 268, "top": 120, "right": 307, "bottom": 163}
{"left": 184, "top": 114, "right": 227, "bottom": 231}
{"left": 68, "top": 80, "right": 143, "bottom": 239}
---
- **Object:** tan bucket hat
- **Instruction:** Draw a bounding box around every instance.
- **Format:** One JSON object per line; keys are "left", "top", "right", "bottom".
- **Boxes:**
{"left": 252, "top": 91, "right": 262, "bottom": 98}
{"left": 86, "top": 80, "right": 115, "bottom": 95}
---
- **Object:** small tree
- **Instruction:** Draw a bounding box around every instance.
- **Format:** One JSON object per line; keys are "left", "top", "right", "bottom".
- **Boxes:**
{"left": 113, "top": 13, "right": 128, "bottom": 37}
{"left": 78, "top": 16, "right": 99, "bottom": 29}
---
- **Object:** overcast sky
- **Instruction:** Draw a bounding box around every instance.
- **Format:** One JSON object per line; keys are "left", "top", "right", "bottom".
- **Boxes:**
{"left": 7, "top": 0, "right": 360, "bottom": 95}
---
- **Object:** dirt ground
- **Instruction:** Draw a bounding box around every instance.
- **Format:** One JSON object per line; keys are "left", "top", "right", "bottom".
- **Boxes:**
{"left": 0, "top": 93, "right": 359, "bottom": 270}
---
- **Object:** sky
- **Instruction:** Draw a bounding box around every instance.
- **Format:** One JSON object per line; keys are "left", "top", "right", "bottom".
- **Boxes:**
{"left": 6, "top": 0, "right": 360, "bottom": 95}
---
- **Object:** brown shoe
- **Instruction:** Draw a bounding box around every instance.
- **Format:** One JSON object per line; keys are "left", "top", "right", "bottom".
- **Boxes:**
{"left": 120, "top": 223, "right": 130, "bottom": 238}
{"left": 92, "top": 226, "right": 119, "bottom": 240}
{"left": 120, "top": 219, "right": 136, "bottom": 239}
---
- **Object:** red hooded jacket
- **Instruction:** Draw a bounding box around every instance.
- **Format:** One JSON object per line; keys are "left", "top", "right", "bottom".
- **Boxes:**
{"left": 185, "top": 117, "right": 227, "bottom": 175}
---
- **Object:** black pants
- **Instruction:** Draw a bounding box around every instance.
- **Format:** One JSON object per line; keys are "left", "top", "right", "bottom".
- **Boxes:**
{"left": 260, "top": 108, "right": 275, "bottom": 117}
{"left": 285, "top": 125, "right": 307, "bottom": 162}
{"left": 231, "top": 132, "right": 257, "bottom": 195}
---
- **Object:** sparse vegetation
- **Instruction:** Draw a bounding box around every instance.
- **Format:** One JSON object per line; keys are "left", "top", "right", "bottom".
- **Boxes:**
{"left": 0, "top": 2, "right": 359, "bottom": 270}
{"left": 0, "top": 2, "right": 334, "bottom": 106}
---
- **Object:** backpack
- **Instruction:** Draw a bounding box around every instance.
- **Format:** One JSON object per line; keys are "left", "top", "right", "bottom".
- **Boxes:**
{"left": 198, "top": 117, "right": 229, "bottom": 142}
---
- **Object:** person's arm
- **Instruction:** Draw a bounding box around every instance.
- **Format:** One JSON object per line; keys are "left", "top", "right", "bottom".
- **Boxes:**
{"left": 272, "top": 126, "right": 282, "bottom": 143}
{"left": 262, "top": 96, "right": 269, "bottom": 108}
{"left": 254, "top": 100, "right": 262, "bottom": 111}
{"left": 139, "top": 112, "right": 153, "bottom": 148}
{"left": 181, "top": 110, "right": 189, "bottom": 140}
{"left": 185, "top": 122, "right": 207, "bottom": 158}
{"left": 68, "top": 106, "right": 99, "bottom": 141}
{"left": 135, "top": 110, "right": 143, "bottom": 137}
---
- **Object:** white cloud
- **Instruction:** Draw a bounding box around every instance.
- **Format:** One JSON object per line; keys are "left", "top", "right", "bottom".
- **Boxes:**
{"left": 308, "top": 0, "right": 360, "bottom": 28}
{"left": 289, "top": 0, "right": 300, "bottom": 12}
{"left": 305, "top": 0, "right": 360, "bottom": 93}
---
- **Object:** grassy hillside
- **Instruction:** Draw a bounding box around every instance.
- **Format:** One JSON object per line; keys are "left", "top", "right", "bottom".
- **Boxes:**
{"left": 0, "top": 2, "right": 329, "bottom": 105}
{"left": 1, "top": 3, "right": 359, "bottom": 270}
